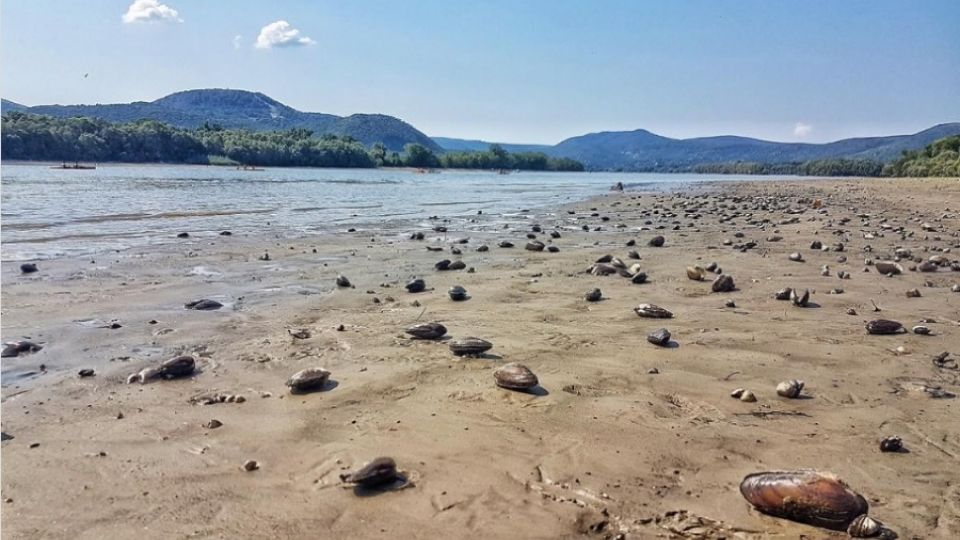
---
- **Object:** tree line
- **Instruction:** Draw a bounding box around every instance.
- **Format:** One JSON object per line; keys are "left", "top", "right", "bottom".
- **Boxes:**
{"left": 693, "top": 158, "right": 884, "bottom": 177}
{"left": 1, "top": 112, "right": 584, "bottom": 171}
{"left": 882, "top": 135, "right": 960, "bottom": 177}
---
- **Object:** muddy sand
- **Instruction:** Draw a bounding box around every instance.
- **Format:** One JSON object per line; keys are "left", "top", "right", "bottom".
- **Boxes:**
{"left": 2, "top": 177, "right": 959, "bottom": 539}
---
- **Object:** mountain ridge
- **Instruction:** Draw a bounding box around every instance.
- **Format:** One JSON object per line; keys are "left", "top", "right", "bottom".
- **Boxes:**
{"left": 2, "top": 89, "right": 440, "bottom": 153}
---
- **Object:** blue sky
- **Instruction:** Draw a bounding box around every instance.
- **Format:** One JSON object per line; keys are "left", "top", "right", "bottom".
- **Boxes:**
{"left": 2, "top": 0, "right": 958, "bottom": 144}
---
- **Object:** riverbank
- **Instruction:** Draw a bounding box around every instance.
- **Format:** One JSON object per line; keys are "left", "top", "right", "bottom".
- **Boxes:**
{"left": 2, "top": 177, "right": 959, "bottom": 539}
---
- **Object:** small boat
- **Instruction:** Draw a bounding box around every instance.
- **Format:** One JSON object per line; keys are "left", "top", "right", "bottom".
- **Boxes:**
{"left": 50, "top": 162, "right": 96, "bottom": 170}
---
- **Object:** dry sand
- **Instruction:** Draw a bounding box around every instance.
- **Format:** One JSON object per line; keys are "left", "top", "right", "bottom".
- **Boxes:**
{"left": 2, "top": 177, "right": 959, "bottom": 539}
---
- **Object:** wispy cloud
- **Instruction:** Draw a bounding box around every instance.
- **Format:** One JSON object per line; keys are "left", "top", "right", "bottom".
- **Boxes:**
{"left": 122, "top": 0, "right": 182, "bottom": 24}
{"left": 793, "top": 122, "right": 813, "bottom": 138}
{"left": 255, "top": 20, "right": 316, "bottom": 49}
{"left": 233, "top": 35, "right": 243, "bottom": 50}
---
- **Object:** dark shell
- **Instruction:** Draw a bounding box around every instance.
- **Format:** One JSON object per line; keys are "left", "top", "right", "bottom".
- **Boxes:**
{"left": 20, "top": 263, "right": 38, "bottom": 274}
{"left": 405, "top": 322, "right": 447, "bottom": 340}
{"left": 435, "top": 259, "right": 452, "bottom": 271}
{"left": 791, "top": 288, "right": 810, "bottom": 307}
{"left": 448, "top": 260, "right": 466, "bottom": 271}
{"left": 547, "top": 246, "right": 560, "bottom": 253}
{"left": 648, "top": 235, "right": 665, "bottom": 247}
{"left": 874, "top": 261, "right": 902, "bottom": 275}
{"left": 634, "top": 304, "right": 673, "bottom": 319}
{"left": 810, "top": 240, "right": 823, "bottom": 250}
{"left": 494, "top": 363, "right": 539, "bottom": 390}
{"left": 336, "top": 275, "right": 351, "bottom": 287}
{"left": 158, "top": 355, "right": 196, "bottom": 378}
{"left": 739, "top": 470, "right": 869, "bottom": 531}
{"left": 866, "top": 320, "right": 903, "bottom": 335}
{"left": 630, "top": 272, "right": 648, "bottom": 284}
{"left": 286, "top": 367, "right": 331, "bottom": 392}
{"left": 712, "top": 274, "right": 735, "bottom": 293}
{"left": 525, "top": 241, "right": 545, "bottom": 251}
{"left": 879, "top": 436, "right": 902, "bottom": 452}
{"left": 1, "top": 340, "right": 42, "bottom": 358}
{"left": 647, "top": 328, "right": 671, "bottom": 346}
{"left": 405, "top": 278, "right": 426, "bottom": 293}
{"left": 185, "top": 299, "right": 223, "bottom": 310}
{"left": 627, "top": 250, "right": 640, "bottom": 260}
{"left": 918, "top": 261, "right": 938, "bottom": 272}
{"left": 476, "top": 245, "right": 490, "bottom": 252}
{"left": 341, "top": 457, "right": 398, "bottom": 487}
{"left": 591, "top": 263, "right": 618, "bottom": 276}
{"left": 585, "top": 288, "right": 602, "bottom": 302}
{"left": 550, "top": 231, "right": 561, "bottom": 239}
{"left": 498, "top": 241, "right": 514, "bottom": 248}
{"left": 448, "top": 285, "right": 468, "bottom": 301}
{"left": 449, "top": 337, "right": 493, "bottom": 356}
{"left": 774, "top": 288, "right": 793, "bottom": 301}
{"left": 595, "top": 254, "right": 614, "bottom": 263}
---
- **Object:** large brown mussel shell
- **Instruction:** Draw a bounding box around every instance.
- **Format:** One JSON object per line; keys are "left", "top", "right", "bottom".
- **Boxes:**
{"left": 711, "top": 274, "right": 735, "bottom": 293}
{"left": 494, "top": 363, "right": 539, "bottom": 391}
{"left": 634, "top": 304, "right": 673, "bottom": 319}
{"left": 405, "top": 322, "right": 447, "bottom": 340}
{"left": 340, "top": 457, "right": 398, "bottom": 487}
{"left": 740, "top": 470, "right": 868, "bottom": 531}
{"left": 449, "top": 337, "right": 493, "bottom": 356}
{"left": 874, "top": 261, "right": 903, "bottom": 275}
{"left": 286, "top": 367, "right": 331, "bottom": 393}
{"left": 866, "top": 319, "right": 903, "bottom": 335}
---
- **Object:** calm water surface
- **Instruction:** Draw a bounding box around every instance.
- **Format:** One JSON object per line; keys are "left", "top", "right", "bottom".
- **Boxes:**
{"left": 1, "top": 163, "right": 792, "bottom": 261}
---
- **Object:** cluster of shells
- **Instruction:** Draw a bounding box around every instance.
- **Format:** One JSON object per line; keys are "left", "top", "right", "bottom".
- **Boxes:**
{"left": 585, "top": 254, "right": 647, "bottom": 284}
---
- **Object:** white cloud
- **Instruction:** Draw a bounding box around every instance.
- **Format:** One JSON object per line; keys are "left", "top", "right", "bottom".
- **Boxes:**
{"left": 793, "top": 122, "right": 813, "bottom": 138}
{"left": 255, "top": 20, "right": 316, "bottom": 49}
{"left": 233, "top": 35, "right": 243, "bottom": 50}
{"left": 122, "top": 0, "right": 182, "bottom": 23}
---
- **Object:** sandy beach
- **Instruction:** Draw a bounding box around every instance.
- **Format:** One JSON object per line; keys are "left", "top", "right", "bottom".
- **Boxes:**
{"left": 2, "top": 177, "right": 959, "bottom": 539}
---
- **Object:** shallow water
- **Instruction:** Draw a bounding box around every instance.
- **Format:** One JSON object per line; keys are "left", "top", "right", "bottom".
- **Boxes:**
{"left": 1, "top": 163, "right": 794, "bottom": 261}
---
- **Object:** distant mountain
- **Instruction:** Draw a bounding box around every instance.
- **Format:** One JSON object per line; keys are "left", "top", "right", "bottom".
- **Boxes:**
{"left": 549, "top": 124, "right": 960, "bottom": 170}
{"left": 1, "top": 99, "right": 27, "bottom": 112}
{"left": 7, "top": 89, "right": 440, "bottom": 152}
{"left": 432, "top": 137, "right": 553, "bottom": 154}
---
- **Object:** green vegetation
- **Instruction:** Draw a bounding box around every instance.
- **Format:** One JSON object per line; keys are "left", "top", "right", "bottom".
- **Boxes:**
{"left": 883, "top": 135, "right": 960, "bottom": 177}
{"left": 1, "top": 113, "right": 585, "bottom": 172}
{"left": 693, "top": 158, "right": 884, "bottom": 177}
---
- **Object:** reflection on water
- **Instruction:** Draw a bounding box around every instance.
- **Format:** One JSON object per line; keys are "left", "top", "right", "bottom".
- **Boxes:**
{"left": 0, "top": 163, "right": 788, "bottom": 261}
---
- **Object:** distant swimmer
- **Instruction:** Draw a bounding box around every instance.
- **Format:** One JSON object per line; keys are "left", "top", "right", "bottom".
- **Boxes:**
{"left": 611, "top": 181, "right": 624, "bottom": 192}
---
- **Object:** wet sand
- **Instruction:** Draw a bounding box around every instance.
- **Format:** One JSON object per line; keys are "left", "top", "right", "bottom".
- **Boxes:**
{"left": 2, "top": 177, "right": 959, "bottom": 539}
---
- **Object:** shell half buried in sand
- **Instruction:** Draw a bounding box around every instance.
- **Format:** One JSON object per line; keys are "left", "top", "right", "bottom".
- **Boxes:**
{"left": 634, "top": 304, "right": 673, "bottom": 319}
{"left": 286, "top": 367, "right": 331, "bottom": 393}
{"left": 405, "top": 322, "right": 447, "bottom": 340}
{"left": 739, "top": 470, "right": 868, "bottom": 531}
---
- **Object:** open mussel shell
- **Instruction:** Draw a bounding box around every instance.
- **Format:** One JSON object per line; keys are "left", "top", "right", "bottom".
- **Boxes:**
{"left": 634, "top": 304, "right": 673, "bottom": 319}
{"left": 494, "top": 363, "right": 539, "bottom": 391}
{"left": 740, "top": 470, "right": 869, "bottom": 531}
{"left": 790, "top": 288, "right": 810, "bottom": 307}
{"left": 340, "top": 457, "right": 398, "bottom": 487}
{"left": 449, "top": 337, "right": 493, "bottom": 356}
{"left": 866, "top": 319, "right": 903, "bottom": 335}
{"left": 286, "top": 367, "right": 331, "bottom": 393}
{"left": 847, "top": 514, "right": 882, "bottom": 537}
{"left": 405, "top": 322, "right": 447, "bottom": 340}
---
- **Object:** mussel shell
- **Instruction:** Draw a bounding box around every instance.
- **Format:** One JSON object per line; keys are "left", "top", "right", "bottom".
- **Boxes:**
{"left": 157, "top": 355, "right": 196, "bottom": 378}
{"left": 525, "top": 241, "right": 545, "bottom": 251}
{"left": 1, "top": 340, "right": 42, "bottom": 358}
{"left": 405, "top": 322, "right": 447, "bottom": 340}
{"left": 591, "top": 263, "right": 618, "bottom": 276}
{"left": 20, "top": 263, "right": 38, "bottom": 274}
{"left": 405, "top": 278, "right": 426, "bottom": 293}
{"left": 494, "top": 363, "right": 539, "bottom": 390}
{"left": 498, "top": 241, "right": 514, "bottom": 248}
{"left": 342, "top": 457, "right": 398, "bottom": 487}
{"left": 585, "top": 288, "right": 602, "bottom": 302}
{"left": 448, "top": 286, "right": 468, "bottom": 301}
{"left": 336, "top": 275, "right": 351, "bottom": 287}
{"left": 449, "top": 337, "right": 493, "bottom": 356}
{"left": 791, "top": 288, "right": 810, "bottom": 307}
{"left": 866, "top": 319, "right": 903, "bottom": 335}
{"left": 847, "top": 514, "right": 882, "bottom": 537}
{"left": 630, "top": 272, "right": 648, "bottom": 284}
{"left": 740, "top": 470, "right": 868, "bottom": 531}
{"left": 435, "top": 259, "right": 452, "bottom": 271}
{"left": 712, "top": 274, "right": 735, "bottom": 293}
{"left": 774, "top": 288, "right": 793, "bottom": 301}
{"left": 286, "top": 367, "right": 331, "bottom": 392}
{"left": 448, "top": 260, "right": 466, "bottom": 270}
{"left": 634, "top": 304, "right": 673, "bottom": 319}
{"left": 776, "top": 379, "right": 804, "bottom": 398}
{"left": 648, "top": 235, "right": 665, "bottom": 247}
{"left": 185, "top": 299, "right": 223, "bottom": 310}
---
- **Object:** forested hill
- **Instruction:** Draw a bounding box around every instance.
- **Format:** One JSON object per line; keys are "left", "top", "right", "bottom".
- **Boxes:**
{"left": 435, "top": 123, "right": 960, "bottom": 172}
{"left": 883, "top": 135, "right": 960, "bottom": 177}
{"left": 3, "top": 89, "right": 440, "bottom": 152}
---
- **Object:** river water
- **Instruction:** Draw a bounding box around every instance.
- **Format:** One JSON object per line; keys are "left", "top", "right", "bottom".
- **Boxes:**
{"left": 1, "top": 163, "right": 791, "bottom": 261}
